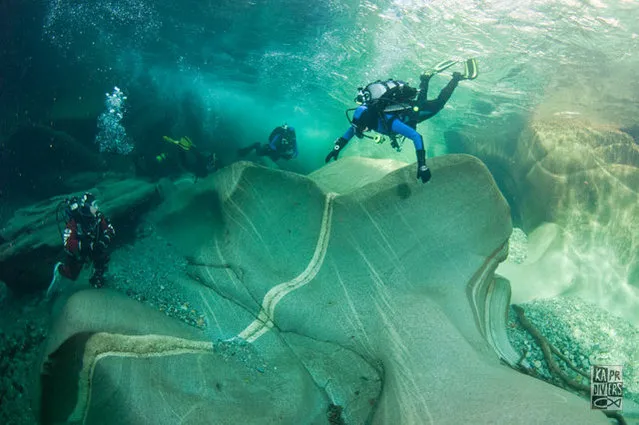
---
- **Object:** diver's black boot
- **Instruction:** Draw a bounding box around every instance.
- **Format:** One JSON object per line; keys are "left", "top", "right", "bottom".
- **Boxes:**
{"left": 90, "top": 264, "right": 106, "bottom": 288}
{"left": 90, "top": 274, "right": 104, "bottom": 288}
{"left": 238, "top": 143, "right": 260, "bottom": 157}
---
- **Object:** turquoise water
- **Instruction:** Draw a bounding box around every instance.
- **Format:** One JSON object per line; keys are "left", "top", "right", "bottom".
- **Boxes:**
{"left": 10, "top": 0, "right": 632, "bottom": 172}
{"left": 1, "top": 1, "right": 638, "bottom": 424}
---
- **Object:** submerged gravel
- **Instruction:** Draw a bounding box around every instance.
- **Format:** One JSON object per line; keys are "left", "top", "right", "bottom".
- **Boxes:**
{"left": 108, "top": 221, "right": 208, "bottom": 329}
{"left": 507, "top": 296, "right": 639, "bottom": 404}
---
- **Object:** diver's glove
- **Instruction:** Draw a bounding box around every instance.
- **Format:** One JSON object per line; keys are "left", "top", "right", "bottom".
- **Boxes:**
{"left": 416, "top": 149, "right": 431, "bottom": 183}
{"left": 325, "top": 137, "right": 349, "bottom": 163}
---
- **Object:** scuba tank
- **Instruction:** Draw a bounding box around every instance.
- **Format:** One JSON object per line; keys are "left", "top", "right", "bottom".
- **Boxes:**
{"left": 55, "top": 194, "right": 100, "bottom": 241}
{"left": 347, "top": 79, "right": 417, "bottom": 141}
{"left": 56, "top": 196, "right": 80, "bottom": 239}
{"left": 354, "top": 79, "right": 417, "bottom": 111}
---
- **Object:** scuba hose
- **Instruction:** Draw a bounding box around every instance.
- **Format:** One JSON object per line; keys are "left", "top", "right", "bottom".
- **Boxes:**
{"left": 344, "top": 107, "right": 357, "bottom": 125}
{"left": 55, "top": 197, "right": 82, "bottom": 240}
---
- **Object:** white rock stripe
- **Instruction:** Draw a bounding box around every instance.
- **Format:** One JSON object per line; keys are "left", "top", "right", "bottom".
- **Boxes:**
{"left": 237, "top": 192, "right": 337, "bottom": 343}
{"left": 69, "top": 333, "right": 214, "bottom": 424}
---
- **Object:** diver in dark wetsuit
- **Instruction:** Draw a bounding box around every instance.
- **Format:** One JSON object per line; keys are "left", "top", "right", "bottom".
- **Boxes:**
{"left": 325, "top": 59, "right": 478, "bottom": 184}
{"left": 238, "top": 124, "right": 298, "bottom": 161}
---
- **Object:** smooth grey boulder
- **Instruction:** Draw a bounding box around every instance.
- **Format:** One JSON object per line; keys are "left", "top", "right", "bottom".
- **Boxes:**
{"left": 40, "top": 290, "right": 330, "bottom": 425}
{"left": 40, "top": 155, "right": 608, "bottom": 424}
{"left": 309, "top": 156, "right": 407, "bottom": 195}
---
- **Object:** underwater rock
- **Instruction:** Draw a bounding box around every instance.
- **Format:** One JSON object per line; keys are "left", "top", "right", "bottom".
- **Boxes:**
{"left": 0, "top": 178, "right": 160, "bottom": 294}
{"left": 450, "top": 117, "right": 639, "bottom": 324}
{"left": 308, "top": 156, "right": 407, "bottom": 195}
{"left": 500, "top": 120, "right": 639, "bottom": 325}
{"left": 40, "top": 290, "right": 330, "bottom": 425}
{"left": 515, "top": 120, "right": 639, "bottom": 234}
{"left": 39, "top": 155, "right": 609, "bottom": 424}
{"left": 443, "top": 125, "right": 525, "bottom": 226}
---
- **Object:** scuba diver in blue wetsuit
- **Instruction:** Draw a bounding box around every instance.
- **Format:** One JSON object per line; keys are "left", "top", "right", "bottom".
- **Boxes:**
{"left": 238, "top": 124, "right": 298, "bottom": 161}
{"left": 325, "top": 58, "right": 478, "bottom": 183}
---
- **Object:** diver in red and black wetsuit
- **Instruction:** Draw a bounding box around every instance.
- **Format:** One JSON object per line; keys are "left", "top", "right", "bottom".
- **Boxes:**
{"left": 48, "top": 192, "right": 115, "bottom": 296}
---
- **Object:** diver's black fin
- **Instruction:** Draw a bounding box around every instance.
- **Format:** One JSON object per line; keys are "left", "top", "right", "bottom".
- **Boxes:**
{"left": 462, "top": 58, "right": 479, "bottom": 80}
{"left": 422, "top": 59, "right": 458, "bottom": 79}
{"left": 433, "top": 59, "right": 458, "bottom": 73}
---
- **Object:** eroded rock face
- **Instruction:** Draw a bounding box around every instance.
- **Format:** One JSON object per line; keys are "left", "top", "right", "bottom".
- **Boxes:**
{"left": 308, "top": 156, "right": 407, "bottom": 195}
{"left": 516, "top": 121, "right": 639, "bottom": 234}
{"left": 40, "top": 290, "right": 331, "bottom": 425}
{"left": 0, "top": 178, "right": 160, "bottom": 293}
{"left": 40, "top": 156, "right": 608, "bottom": 424}
{"left": 448, "top": 118, "right": 639, "bottom": 324}
{"left": 499, "top": 120, "right": 639, "bottom": 323}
